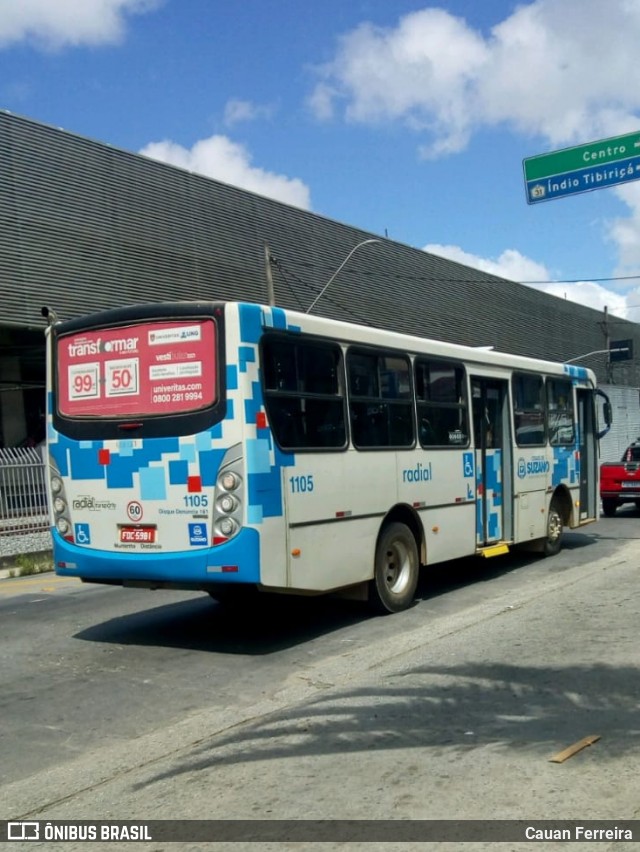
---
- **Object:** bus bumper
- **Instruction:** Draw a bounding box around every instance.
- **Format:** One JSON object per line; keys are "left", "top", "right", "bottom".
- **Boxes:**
{"left": 51, "top": 527, "right": 261, "bottom": 586}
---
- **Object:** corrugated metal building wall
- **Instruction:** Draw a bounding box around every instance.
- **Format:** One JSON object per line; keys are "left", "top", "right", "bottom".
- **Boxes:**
{"left": 599, "top": 385, "right": 640, "bottom": 461}
{"left": 2, "top": 109, "right": 640, "bottom": 393}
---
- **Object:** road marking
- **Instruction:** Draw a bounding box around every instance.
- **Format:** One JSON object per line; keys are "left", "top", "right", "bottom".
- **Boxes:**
{"left": 0, "top": 574, "right": 80, "bottom": 597}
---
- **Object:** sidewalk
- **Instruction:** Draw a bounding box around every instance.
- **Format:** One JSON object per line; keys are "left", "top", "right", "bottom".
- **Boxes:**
{"left": 0, "top": 549, "right": 53, "bottom": 580}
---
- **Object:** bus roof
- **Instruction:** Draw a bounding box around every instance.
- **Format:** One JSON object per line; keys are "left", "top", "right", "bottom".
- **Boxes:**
{"left": 48, "top": 298, "right": 596, "bottom": 384}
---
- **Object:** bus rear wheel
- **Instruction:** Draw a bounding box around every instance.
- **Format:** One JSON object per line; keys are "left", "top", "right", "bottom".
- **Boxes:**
{"left": 370, "top": 522, "right": 419, "bottom": 614}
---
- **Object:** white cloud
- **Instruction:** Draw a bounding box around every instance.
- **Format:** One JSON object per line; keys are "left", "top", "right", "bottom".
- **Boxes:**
{"left": 425, "top": 244, "right": 548, "bottom": 283}
{"left": 310, "top": 8, "right": 487, "bottom": 158}
{"left": 606, "top": 182, "right": 640, "bottom": 280}
{"left": 310, "top": 0, "right": 640, "bottom": 157}
{"left": 425, "top": 242, "right": 633, "bottom": 318}
{"left": 139, "top": 134, "right": 311, "bottom": 210}
{"left": 223, "top": 98, "right": 275, "bottom": 128}
{"left": 0, "top": 0, "right": 161, "bottom": 50}
{"left": 310, "top": 1, "right": 640, "bottom": 288}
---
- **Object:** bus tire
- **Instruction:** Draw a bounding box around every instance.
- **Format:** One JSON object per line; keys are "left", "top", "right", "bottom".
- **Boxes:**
{"left": 543, "top": 498, "right": 563, "bottom": 557}
{"left": 602, "top": 499, "right": 618, "bottom": 517}
{"left": 370, "top": 522, "right": 419, "bottom": 614}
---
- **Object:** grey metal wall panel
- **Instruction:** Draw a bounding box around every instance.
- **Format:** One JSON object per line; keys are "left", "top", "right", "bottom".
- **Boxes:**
{"left": 598, "top": 385, "right": 640, "bottom": 461}
{"left": 1, "top": 110, "right": 640, "bottom": 389}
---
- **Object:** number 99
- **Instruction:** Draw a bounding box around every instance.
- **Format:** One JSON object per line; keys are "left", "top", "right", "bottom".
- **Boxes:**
{"left": 74, "top": 373, "right": 93, "bottom": 394}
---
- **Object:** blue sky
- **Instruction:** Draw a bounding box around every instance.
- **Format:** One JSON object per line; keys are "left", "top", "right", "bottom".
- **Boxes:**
{"left": 2, "top": 0, "right": 640, "bottom": 319}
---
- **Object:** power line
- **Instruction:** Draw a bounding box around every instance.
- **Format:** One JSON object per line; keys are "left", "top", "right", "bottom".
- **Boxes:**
{"left": 519, "top": 274, "right": 640, "bottom": 285}
{"left": 279, "top": 258, "right": 640, "bottom": 288}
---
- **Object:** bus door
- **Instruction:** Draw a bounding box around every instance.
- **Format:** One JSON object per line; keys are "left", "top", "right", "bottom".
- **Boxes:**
{"left": 471, "top": 378, "right": 513, "bottom": 546}
{"left": 577, "top": 388, "right": 597, "bottom": 520}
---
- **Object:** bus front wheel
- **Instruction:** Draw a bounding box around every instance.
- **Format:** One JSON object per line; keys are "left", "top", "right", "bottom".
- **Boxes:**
{"left": 543, "top": 498, "right": 564, "bottom": 557}
{"left": 370, "top": 522, "right": 419, "bottom": 614}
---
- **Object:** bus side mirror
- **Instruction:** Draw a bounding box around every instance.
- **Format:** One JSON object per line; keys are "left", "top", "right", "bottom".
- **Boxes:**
{"left": 41, "top": 306, "right": 59, "bottom": 326}
{"left": 595, "top": 389, "right": 612, "bottom": 440}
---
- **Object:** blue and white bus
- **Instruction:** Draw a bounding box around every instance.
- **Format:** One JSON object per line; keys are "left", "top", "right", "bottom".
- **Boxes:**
{"left": 44, "top": 300, "right": 610, "bottom": 613}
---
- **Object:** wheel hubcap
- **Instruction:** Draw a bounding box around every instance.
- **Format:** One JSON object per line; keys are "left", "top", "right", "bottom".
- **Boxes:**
{"left": 383, "top": 541, "right": 411, "bottom": 594}
{"left": 548, "top": 510, "right": 562, "bottom": 542}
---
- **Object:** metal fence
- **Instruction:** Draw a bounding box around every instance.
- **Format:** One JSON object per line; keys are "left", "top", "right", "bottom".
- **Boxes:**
{"left": 0, "top": 447, "right": 49, "bottom": 535}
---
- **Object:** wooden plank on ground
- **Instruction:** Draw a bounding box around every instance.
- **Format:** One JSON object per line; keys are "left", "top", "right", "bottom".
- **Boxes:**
{"left": 549, "top": 735, "right": 601, "bottom": 763}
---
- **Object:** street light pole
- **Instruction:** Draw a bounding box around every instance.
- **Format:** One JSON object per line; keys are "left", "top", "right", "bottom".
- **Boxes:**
{"left": 305, "top": 238, "right": 382, "bottom": 314}
{"left": 566, "top": 347, "right": 629, "bottom": 363}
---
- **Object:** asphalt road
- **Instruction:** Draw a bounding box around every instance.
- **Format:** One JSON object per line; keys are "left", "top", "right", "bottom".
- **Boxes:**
{"left": 2, "top": 508, "right": 640, "bottom": 849}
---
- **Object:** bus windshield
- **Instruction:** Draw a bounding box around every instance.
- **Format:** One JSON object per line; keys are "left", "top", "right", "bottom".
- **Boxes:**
{"left": 56, "top": 318, "right": 217, "bottom": 419}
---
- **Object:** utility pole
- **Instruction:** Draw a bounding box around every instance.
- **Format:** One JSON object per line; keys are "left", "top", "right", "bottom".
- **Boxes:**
{"left": 264, "top": 244, "right": 276, "bottom": 306}
{"left": 602, "top": 305, "right": 612, "bottom": 383}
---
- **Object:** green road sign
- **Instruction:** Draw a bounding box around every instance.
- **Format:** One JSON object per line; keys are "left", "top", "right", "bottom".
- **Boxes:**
{"left": 524, "top": 131, "right": 640, "bottom": 182}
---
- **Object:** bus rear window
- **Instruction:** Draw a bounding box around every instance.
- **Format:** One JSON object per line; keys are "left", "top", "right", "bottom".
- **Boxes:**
{"left": 56, "top": 318, "right": 217, "bottom": 418}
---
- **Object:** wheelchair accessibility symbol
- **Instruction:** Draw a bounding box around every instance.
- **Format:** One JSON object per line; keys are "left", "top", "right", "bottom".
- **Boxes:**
{"left": 75, "top": 523, "right": 91, "bottom": 545}
{"left": 463, "top": 452, "right": 474, "bottom": 478}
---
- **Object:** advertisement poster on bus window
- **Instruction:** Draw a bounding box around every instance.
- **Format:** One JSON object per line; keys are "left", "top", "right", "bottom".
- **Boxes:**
{"left": 57, "top": 319, "right": 216, "bottom": 417}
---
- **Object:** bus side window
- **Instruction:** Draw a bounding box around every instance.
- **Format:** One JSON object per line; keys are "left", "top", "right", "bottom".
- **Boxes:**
{"left": 546, "top": 378, "right": 574, "bottom": 445}
{"left": 415, "top": 358, "right": 469, "bottom": 447}
{"left": 513, "top": 373, "right": 545, "bottom": 446}
{"left": 347, "top": 350, "right": 414, "bottom": 449}
{"left": 263, "top": 340, "right": 297, "bottom": 392}
{"left": 262, "top": 335, "right": 347, "bottom": 451}
{"left": 304, "top": 398, "right": 346, "bottom": 447}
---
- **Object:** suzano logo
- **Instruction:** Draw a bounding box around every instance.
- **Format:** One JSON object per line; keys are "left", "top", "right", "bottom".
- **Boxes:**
{"left": 517, "top": 456, "right": 550, "bottom": 479}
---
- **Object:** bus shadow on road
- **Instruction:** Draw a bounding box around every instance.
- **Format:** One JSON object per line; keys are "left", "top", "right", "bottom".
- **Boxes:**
{"left": 75, "top": 532, "right": 598, "bottom": 654}
{"left": 74, "top": 591, "right": 376, "bottom": 655}
{"left": 414, "top": 530, "right": 597, "bottom": 602}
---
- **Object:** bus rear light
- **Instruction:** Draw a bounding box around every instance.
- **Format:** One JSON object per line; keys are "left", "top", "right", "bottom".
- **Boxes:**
{"left": 213, "top": 449, "right": 245, "bottom": 543}
{"left": 49, "top": 462, "right": 73, "bottom": 536}
{"left": 256, "top": 411, "right": 267, "bottom": 429}
{"left": 214, "top": 451, "right": 245, "bottom": 542}
{"left": 219, "top": 471, "right": 240, "bottom": 491}
{"left": 217, "top": 494, "right": 237, "bottom": 513}
{"left": 217, "top": 517, "right": 236, "bottom": 537}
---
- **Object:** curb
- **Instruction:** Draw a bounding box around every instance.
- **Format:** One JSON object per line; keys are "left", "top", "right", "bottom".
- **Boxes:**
{"left": 0, "top": 568, "right": 55, "bottom": 580}
{"left": 0, "top": 550, "right": 54, "bottom": 580}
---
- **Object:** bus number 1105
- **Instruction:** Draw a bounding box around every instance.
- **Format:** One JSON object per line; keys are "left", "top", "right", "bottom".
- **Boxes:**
{"left": 289, "top": 475, "right": 314, "bottom": 494}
